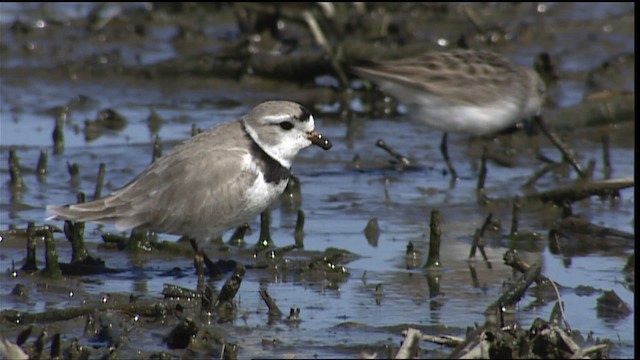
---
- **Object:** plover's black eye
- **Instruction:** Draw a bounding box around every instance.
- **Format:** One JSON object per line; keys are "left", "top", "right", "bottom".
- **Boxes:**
{"left": 279, "top": 121, "right": 294, "bottom": 130}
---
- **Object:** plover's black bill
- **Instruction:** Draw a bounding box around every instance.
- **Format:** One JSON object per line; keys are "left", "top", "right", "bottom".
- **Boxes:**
{"left": 309, "top": 130, "right": 332, "bottom": 150}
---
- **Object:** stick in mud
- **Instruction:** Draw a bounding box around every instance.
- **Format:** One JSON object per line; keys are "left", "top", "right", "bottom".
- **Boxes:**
{"left": 259, "top": 288, "right": 282, "bottom": 317}
{"left": 294, "top": 209, "right": 305, "bottom": 248}
{"left": 376, "top": 138, "right": 410, "bottom": 167}
{"left": 8, "top": 147, "right": 25, "bottom": 188}
{"left": 152, "top": 135, "right": 162, "bottom": 163}
{"left": 67, "top": 162, "right": 79, "bottom": 182}
{"left": 509, "top": 196, "right": 520, "bottom": 237}
{"left": 22, "top": 222, "right": 38, "bottom": 272}
{"left": 36, "top": 149, "right": 48, "bottom": 178}
{"left": 364, "top": 217, "right": 380, "bottom": 247}
{"left": 41, "top": 228, "right": 63, "bottom": 279}
{"left": 215, "top": 264, "right": 246, "bottom": 310}
{"left": 64, "top": 193, "right": 88, "bottom": 263}
{"left": 533, "top": 115, "right": 585, "bottom": 178}
{"left": 93, "top": 163, "right": 106, "bottom": 200}
{"left": 423, "top": 209, "right": 442, "bottom": 269}
{"left": 53, "top": 115, "right": 65, "bottom": 155}
{"left": 485, "top": 257, "right": 541, "bottom": 316}
{"left": 602, "top": 133, "right": 612, "bottom": 180}
{"left": 503, "top": 249, "right": 553, "bottom": 286}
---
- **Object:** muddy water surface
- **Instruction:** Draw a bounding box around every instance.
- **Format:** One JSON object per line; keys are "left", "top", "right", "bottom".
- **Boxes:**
{"left": 0, "top": 3, "right": 634, "bottom": 358}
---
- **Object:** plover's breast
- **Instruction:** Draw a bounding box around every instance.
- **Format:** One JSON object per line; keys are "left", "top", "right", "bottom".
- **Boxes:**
{"left": 243, "top": 152, "right": 290, "bottom": 217}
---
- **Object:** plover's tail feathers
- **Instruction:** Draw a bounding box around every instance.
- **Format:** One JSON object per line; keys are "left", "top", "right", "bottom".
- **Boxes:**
{"left": 46, "top": 196, "right": 144, "bottom": 231}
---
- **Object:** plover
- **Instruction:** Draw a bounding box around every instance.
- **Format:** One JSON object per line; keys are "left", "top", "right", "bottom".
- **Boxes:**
{"left": 47, "top": 100, "right": 332, "bottom": 245}
{"left": 351, "top": 49, "right": 545, "bottom": 179}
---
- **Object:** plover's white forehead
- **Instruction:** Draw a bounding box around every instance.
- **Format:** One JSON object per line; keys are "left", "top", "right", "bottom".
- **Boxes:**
{"left": 246, "top": 100, "right": 316, "bottom": 131}
{"left": 261, "top": 113, "right": 315, "bottom": 131}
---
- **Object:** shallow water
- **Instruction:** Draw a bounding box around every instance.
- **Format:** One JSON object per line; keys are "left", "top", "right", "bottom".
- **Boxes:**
{"left": 0, "top": 3, "right": 635, "bottom": 358}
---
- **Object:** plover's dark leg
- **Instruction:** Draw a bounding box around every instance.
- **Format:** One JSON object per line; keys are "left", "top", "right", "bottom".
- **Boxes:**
{"left": 440, "top": 132, "right": 458, "bottom": 180}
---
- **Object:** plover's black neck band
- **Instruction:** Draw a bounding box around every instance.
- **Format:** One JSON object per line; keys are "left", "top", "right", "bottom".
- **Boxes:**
{"left": 241, "top": 123, "right": 291, "bottom": 184}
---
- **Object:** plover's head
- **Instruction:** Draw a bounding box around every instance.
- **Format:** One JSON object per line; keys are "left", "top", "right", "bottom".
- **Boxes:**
{"left": 242, "top": 101, "right": 332, "bottom": 168}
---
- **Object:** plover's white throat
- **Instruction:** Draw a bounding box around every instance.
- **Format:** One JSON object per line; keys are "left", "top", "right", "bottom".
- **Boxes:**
{"left": 47, "top": 100, "right": 332, "bottom": 242}
{"left": 352, "top": 49, "right": 545, "bottom": 179}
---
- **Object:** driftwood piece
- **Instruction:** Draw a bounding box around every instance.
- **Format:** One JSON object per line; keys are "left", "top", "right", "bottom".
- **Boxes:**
{"left": 486, "top": 255, "right": 541, "bottom": 315}
{"left": 421, "top": 334, "right": 464, "bottom": 347}
{"left": 526, "top": 177, "right": 634, "bottom": 206}
{"left": 395, "top": 328, "right": 423, "bottom": 359}
{"left": 1, "top": 301, "right": 171, "bottom": 324}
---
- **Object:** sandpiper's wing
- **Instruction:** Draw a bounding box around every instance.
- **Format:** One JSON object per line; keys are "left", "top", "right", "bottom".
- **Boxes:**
{"left": 351, "top": 50, "right": 526, "bottom": 105}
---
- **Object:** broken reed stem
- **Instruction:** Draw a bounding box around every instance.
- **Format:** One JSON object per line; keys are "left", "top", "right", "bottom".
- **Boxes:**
{"left": 53, "top": 115, "right": 65, "bottom": 154}
{"left": 9, "top": 147, "right": 25, "bottom": 188}
{"left": 376, "top": 139, "right": 410, "bottom": 167}
{"left": 152, "top": 135, "right": 162, "bottom": 163}
{"left": 41, "top": 229, "right": 63, "bottom": 279}
{"left": 294, "top": 209, "right": 305, "bottom": 248}
{"left": 22, "top": 222, "right": 38, "bottom": 272}
{"left": 256, "top": 209, "right": 274, "bottom": 249}
{"left": 65, "top": 192, "right": 87, "bottom": 263}
{"left": 423, "top": 209, "right": 442, "bottom": 269}
{"left": 510, "top": 196, "right": 520, "bottom": 237}
{"left": 93, "top": 163, "right": 106, "bottom": 200}
{"left": 67, "top": 162, "right": 79, "bottom": 181}
{"left": 533, "top": 115, "right": 585, "bottom": 178}
{"left": 259, "top": 288, "right": 282, "bottom": 317}
{"left": 191, "top": 123, "right": 202, "bottom": 137}
{"left": 602, "top": 134, "right": 612, "bottom": 179}
{"left": 215, "top": 264, "right": 246, "bottom": 309}
{"left": 36, "top": 149, "right": 48, "bottom": 178}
